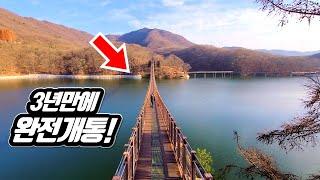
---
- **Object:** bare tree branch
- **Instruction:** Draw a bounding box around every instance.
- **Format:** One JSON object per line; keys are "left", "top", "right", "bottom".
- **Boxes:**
{"left": 232, "top": 131, "right": 298, "bottom": 179}
{"left": 256, "top": 0, "right": 320, "bottom": 25}
{"left": 257, "top": 77, "right": 320, "bottom": 151}
{"left": 308, "top": 172, "right": 320, "bottom": 180}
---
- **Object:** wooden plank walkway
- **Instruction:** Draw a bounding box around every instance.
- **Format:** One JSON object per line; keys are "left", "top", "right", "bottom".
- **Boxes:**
{"left": 135, "top": 100, "right": 181, "bottom": 179}
{"left": 135, "top": 101, "right": 152, "bottom": 179}
{"left": 157, "top": 104, "right": 181, "bottom": 179}
{"left": 113, "top": 61, "right": 213, "bottom": 180}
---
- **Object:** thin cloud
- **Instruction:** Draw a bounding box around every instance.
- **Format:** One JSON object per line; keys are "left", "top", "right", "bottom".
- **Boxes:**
{"left": 131, "top": 1, "right": 320, "bottom": 51}
{"left": 100, "top": 0, "right": 111, "bottom": 7}
{"left": 162, "top": 0, "right": 185, "bottom": 7}
{"left": 29, "top": 0, "right": 40, "bottom": 5}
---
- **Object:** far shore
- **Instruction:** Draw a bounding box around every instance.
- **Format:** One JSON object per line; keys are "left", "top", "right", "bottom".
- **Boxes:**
{"left": 0, "top": 74, "right": 142, "bottom": 80}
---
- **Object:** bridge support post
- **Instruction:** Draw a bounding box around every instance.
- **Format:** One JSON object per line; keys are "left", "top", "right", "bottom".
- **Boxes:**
{"left": 173, "top": 123, "right": 177, "bottom": 150}
{"left": 176, "top": 128, "right": 181, "bottom": 159}
{"left": 171, "top": 120, "right": 175, "bottom": 143}
{"left": 136, "top": 126, "right": 140, "bottom": 151}
{"left": 139, "top": 120, "right": 142, "bottom": 149}
{"left": 123, "top": 150, "right": 129, "bottom": 179}
{"left": 182, "top": 136, "right": 187, "bottom": 178}
{"left": 191, "top": 150, "right": 196, "bottom": 180}
{"left": 166, "top": 113, "right": 170, "bottom": 130}
{"left": 133, "top": 128, "right": 138, "bottom": 167}
{"left": 112, "top": 176, "right": 121, "bottom": 180}
{"left": 204, "top": 173, "right": 213, "bottom": 180}
{"left": 126, "top": 141, "right": 133, "bottom": 180}
{"left": 169, "top": 120, "right": 172, "bottom": 141}
{"left": 131, "top": 141, "right": 134, "bottom": 179}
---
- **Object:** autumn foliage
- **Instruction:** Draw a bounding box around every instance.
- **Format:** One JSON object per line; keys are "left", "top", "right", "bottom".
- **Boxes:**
{"left": 0, "top": 28, "right": 16, "bottom": 42}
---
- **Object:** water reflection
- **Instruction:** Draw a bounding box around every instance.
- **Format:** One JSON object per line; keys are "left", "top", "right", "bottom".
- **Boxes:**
{"left": 0, "top": 77, "right": 318, "bottom": 179}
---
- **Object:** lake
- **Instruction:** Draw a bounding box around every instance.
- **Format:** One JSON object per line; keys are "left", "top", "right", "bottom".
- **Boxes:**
{"left": 0, "top": 77, "right": 319, "bottom": 179}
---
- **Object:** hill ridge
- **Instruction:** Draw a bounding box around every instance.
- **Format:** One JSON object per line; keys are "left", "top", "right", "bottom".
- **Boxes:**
{"left": 110, "top": 27, "right": 194, "bottom": 53}
{"left": 0, "top": 7, "right": 92, "bottom": 47}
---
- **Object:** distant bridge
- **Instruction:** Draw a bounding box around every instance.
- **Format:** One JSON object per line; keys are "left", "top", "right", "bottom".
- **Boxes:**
{"left": 290, "top": 71, "right": 319, "bottom": 77}
{"left": 188, "top": 71, "right": 320, "bottom": 78}
{"left": 113, "top": 61, "right": 213, "bottom": 179}
{"left": 188, "top": 71, "right": 234, "bottom": 78}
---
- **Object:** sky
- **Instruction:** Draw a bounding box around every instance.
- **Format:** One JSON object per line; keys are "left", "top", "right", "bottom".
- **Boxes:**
{"left": 0, "top": 0, "right": 319, "bottom": 51}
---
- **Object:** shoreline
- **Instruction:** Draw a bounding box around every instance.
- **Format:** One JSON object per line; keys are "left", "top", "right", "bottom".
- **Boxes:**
{"left": 0, "top": 74, "right": 142, "bottom": 80}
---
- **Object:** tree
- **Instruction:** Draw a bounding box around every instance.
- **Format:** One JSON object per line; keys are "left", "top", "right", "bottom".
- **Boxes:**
{"left": 256, "top": 0, "right": 320, "bottom": 25}
{"left": 222, "top": 131, "right": 298, "bottom": 180}
{"left": 196, "top": 148, "right": 214, "bottom": 174}
{"left": 257, "top": 77, "right": 320, "bottom": 179}
{"left": 258, "top": 77, "right": 320, "bottom": 151}
{"left": 252, "top": 1, "right": 320, "bottom": 179}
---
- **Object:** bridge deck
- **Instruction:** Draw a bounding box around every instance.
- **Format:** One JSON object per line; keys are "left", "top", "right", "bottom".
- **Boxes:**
{"left": 134, "top": 99, "right": 181, "bottom": 179}
{"left": 113, "top": 61, "right": 212, "bottom": 180}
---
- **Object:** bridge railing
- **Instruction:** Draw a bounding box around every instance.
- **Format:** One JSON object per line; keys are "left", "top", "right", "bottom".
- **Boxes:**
{"left": 153, "top": 78, "right": 213, "bottom": 180}
{"left": 114, "top": 61, "right": 212, "bottom": 179}
{"left": 113, "top": 66, "right": 154, "bottom": 180}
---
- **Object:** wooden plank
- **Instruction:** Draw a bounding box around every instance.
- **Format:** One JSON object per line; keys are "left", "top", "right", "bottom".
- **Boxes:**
{"left": 151, "top": 106, "right": 165, "bottom": 179}
{"left": 134, "top": 103, "right": 153, "bottom": 180}
{"left": 157, "top": 106, "right": 182, "bottom": 179}
{"left": 135, "top": 97, "right": 182, "bottom": 179}
{"left": 134, "top": 62, "right": 182, "bottom": 179}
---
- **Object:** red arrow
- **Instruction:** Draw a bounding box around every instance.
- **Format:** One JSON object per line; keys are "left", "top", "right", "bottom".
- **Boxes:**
{"left": 89, "top": 32, "right": 130, "bottom": 73}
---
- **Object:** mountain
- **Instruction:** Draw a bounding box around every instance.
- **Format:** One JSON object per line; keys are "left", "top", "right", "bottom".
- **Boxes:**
{"left": 256, "top": 49, "right": 320, "bottom": 57}
{"left": 0, "top": 7, "right": 93, "bottom": 75}
{"left": 172, "top": 45, "right": 320, "bottom": 76}
{"left": 0, "top": 6, "right": 317, "bottom": 77}
{"left": 110, "top": 28, "right": 320, "bottom": 76}
{"left": 223, "top": 46, "right": 243, "bottom": 50}
{"left": 311, "top": 53, "right": 320, "bottom": 59}
{"left": 0, "top": 8, "right": 92, "bottom": 47}
{"left": 110, "top": 28, "right": 194, "bottom": 53}
{"left": 106, "top": 34, "right": 120, "bottom": 41}
{"left": 0, "top": 8, "right": 189, "bottom": 78}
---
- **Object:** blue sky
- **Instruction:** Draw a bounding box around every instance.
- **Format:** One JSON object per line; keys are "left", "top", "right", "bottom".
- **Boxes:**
{"left": 0, "top": 0, "right": 319, "bottom": 51}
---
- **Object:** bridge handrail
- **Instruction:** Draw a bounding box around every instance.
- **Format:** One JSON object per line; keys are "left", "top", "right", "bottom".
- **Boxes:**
{"left": 114, "top": 61, "right": 213, "bottom": 179}
{"left": 188, "top": 71, "right": 234, "bottom": 73}
{"left": 113, "top": 64, "right": 154, "bottom": 179}
{"left": 152, "top": 71, "right": 212, "bottom": 179}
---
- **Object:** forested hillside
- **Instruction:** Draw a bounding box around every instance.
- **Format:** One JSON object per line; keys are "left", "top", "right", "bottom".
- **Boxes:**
{"left": 109, "top": 28, "right": 194, "bottom": 53}
{"left": 0, "top": 8, "right": 189, "bottom": 78}
{"left": 1, "top": 7, "right": 319, "bottom": 78}
{"left": 311, "top": 53, "right": 320, "bottom": 59}
{"left": 256, "top": 49, "right": 320, "bottom": 57}
{"left": 112, "top": 28, "right": 320, "bottom": 77}
{"left": 0, "top": 7, "right": 91, "bottom": 75}
{"left": 30, "top": 44, "right": 189, "bottom": 77}
{"left": 172, "top": 45, "right": 320, "bottom": 76}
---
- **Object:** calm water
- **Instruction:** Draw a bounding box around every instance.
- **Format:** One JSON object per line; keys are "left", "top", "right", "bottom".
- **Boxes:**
{"left": 0, "top": 77, "right": 319, "bottom": 179}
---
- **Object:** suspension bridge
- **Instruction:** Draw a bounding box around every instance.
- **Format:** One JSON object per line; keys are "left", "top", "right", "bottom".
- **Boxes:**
{"left": 113, "top": 61, "right": 213, "bottom": 180}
